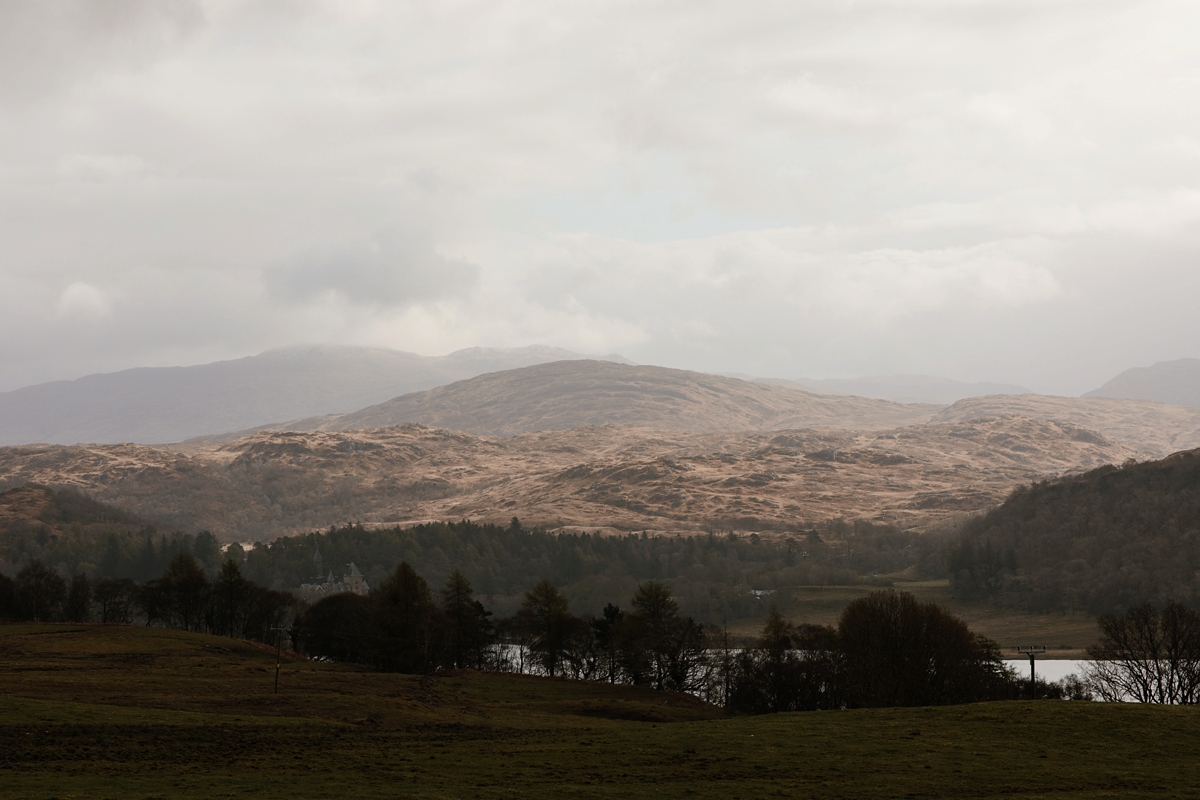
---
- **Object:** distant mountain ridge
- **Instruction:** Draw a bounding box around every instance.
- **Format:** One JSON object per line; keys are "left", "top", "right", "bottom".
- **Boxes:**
{"left": 205, "top": 360, "right": 943, "bottom": 440}
{"left": 1084, "top": 358, "right": 1200, "bottom": 408}
{"left": 760, "top": 374, "right": 1032, "bottom": 405}
{"left": 0, "top": 345, "right": 631, "bottom": 446}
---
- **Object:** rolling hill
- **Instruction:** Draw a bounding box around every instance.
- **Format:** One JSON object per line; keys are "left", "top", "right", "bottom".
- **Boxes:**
{"left": 0, "top": 344, "right": 630, "bottom": 446}
{"left": 217, "top": 360, "right": 943, "bottom": 439}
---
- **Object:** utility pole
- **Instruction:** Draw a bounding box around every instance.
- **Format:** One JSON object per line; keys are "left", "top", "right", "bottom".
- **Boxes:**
{"left": 271, "top": 625, "right": 287, "bottom": 694}
{"left": 1017, "top": 646, "right": 1046, "bottom": 699}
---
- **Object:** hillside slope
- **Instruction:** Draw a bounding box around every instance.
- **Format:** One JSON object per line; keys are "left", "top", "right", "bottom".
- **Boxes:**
{"left": 1084, "top": 357, "right": 1200, "bottom": 408}
{"left": 0, "top": 415, "right": 1134, "bottom": 539}
{"left": 0, "top": 344, "right": 629, "bottom": 446}
{"left": 931, "top": 394, "right": 1200, "bottom": 457}
{"left": 248, "top": 360, "right": 942, "bottom": 438}
{"left": 950, "top": 448, "right": 1200, "bottom": 614}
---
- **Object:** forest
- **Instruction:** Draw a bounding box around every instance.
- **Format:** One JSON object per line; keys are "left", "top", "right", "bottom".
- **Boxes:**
{"left": 0, "top": 488, "right": 943, "bottom": 620}
{"left": 948, "top": 449, "right": 1200, "bottom": 614}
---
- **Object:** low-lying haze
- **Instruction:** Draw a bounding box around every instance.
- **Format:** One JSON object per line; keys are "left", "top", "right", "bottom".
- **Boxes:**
{"left": 2, "top": 1, "right": 1198, "bottom": 393}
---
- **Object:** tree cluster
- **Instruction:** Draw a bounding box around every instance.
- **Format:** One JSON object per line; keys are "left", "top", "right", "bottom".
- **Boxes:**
{"left": 726, "top": 590, "right": 1016, "bottom": 712}
{"left": 297, "top": 564, "right": 713, "bottom": 691}
{"left": 299, "top": 565, "right": 1023, "bottom": 712}
{"left": 0, "top": 554, "right": 296, "bottom": 649}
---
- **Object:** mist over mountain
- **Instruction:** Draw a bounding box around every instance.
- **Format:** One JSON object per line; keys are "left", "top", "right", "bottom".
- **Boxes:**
{"left": 1083, "top": 358, "right": 1200, "bottom": 408}
{"left": 216, "top": 360, "right": 942, "bottom": 440}
{"left": 0, "top": 345, "right": 630, "bottom": 446}
{"left": 756, "top": 375, "right": 1032, "bottom": 405}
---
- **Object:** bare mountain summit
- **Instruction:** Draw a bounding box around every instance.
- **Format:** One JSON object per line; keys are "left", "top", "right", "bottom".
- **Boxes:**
{"left": 228, "top": 360, "right": 942, "bottom": 439}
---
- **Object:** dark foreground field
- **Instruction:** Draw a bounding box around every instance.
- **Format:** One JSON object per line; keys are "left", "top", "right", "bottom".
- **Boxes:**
{"left": 2, "top": 624, "right": 1198, "bottom": 799}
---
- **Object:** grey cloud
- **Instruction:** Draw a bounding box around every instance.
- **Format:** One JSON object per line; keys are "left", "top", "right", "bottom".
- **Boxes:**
{"left": 0, "top": 0, "right": 203, "bottom": 104}
{"left": 265, "top": 231, "right": 479, "bottom": 308}
{"left": 1, "top": 1, "right": 1199, "bottom": 396}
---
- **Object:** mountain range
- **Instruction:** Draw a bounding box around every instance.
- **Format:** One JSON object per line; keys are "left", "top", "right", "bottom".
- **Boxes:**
{"left": 2, "top": 346, "right": 1199, "bottom": 541}
{"left": 0, "top": 345, "right": 630, "bottom": 446}
{"left": 4, "top": 344, "right": 1196, "bottom": 448}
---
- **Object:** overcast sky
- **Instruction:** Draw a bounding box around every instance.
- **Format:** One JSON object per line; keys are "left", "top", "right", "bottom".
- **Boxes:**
{"left": 2, "top": 0, "right": 1198, "bottom": 394}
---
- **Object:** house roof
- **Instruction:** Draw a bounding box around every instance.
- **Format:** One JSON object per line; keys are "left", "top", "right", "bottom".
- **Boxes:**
{"left": 346, "top": 562, "right": 363, "bottom": 578}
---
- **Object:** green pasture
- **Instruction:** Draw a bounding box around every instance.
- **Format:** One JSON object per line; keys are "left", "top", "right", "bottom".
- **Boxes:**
{"left": 1, "top": 623, "right": 1195, "bottom": 799}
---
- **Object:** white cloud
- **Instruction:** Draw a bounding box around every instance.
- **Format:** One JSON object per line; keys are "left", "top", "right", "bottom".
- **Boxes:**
{"left": 58, "top": 153, "right": 151, "bottom": 180}
{"left": 55, "top": 282, "right": 112, "bottom": 320}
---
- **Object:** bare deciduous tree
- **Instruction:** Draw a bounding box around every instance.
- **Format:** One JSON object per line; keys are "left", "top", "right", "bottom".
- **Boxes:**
{"left": 1084, "top": 601, "right": 1200, "bottom": 704}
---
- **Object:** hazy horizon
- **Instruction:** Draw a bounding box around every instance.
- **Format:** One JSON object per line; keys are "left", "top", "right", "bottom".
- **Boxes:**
{"left": 3, "top": 1, "right": 1198, "bottom": 395}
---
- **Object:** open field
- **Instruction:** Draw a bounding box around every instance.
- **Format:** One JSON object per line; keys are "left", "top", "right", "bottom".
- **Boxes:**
{"left": 4, "top": 624, "right": 1199, "bottom": 798}
{"left": 769, "top": 582, "right": 1099, "bottom": 656}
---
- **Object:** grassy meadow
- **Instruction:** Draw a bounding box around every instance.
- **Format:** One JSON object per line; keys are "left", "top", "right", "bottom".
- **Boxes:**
{"left": 2, "top": 623, "right": 1197, "bottom": 799}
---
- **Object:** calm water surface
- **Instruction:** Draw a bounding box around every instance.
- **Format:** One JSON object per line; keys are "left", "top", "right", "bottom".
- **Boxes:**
{"left": 1003, "top": 659, "right": 1088, "bottom": 682}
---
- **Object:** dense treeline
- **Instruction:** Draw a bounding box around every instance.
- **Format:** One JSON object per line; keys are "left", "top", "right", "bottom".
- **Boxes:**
{"left": 2, "top": 492, "right": 943, "bottom": 620}
{"left": 244, "top": 517, "right": 939, "bottom": 619}
{"left": 0, "top": 485, "right": 226, "bottom": 582}
{"left": 300, "top": 568, "right": 712, "bottom": 692}
{"left": 298, "top": 563, "right": 1026, "bottom": 710}
{"left": 948, "top": 450, "right": 1200, "bottom": 614}
{"left": 0, "top": 555, "right": 295, "bottom": 648}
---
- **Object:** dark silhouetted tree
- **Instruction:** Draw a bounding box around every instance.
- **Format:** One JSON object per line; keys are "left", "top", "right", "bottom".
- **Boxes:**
{"left": 93, "top": 578, "right": 137, "bottom": 624}
{"left": 212, "top": 559, "right": 249, "bottom": 638}
{"left": 299, "top": 592, "right": 377, "bottom": 664}
{"left": 593, "top": 603, "right": 624, "bottom": 683}
{"left": 441, "top": 570, "right": 493, "bottom": 670}
{"left": 0, "top": 573, "right": 16, "bottom": 620}
{"left": 838, "top": 590, "right": 1010, "bottom": 707}
{"left": 15, "top": 561, "right": 66, "bottom": 622}
{"left": 619, "top": 581, "right": 708, "bottom": 691}
{"left": 374, "top": 561, "right": 440, "bottom": 672}
{"left": 517, "top": 579, "right": 572, "bottom": 677}
{"left": 64, "top": 573, "right": 91, "bottom": 623}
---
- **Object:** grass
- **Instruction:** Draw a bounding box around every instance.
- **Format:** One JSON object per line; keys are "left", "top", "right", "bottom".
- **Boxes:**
{"left": 3, "top": 623, "right": 1198, "bottom": 799}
